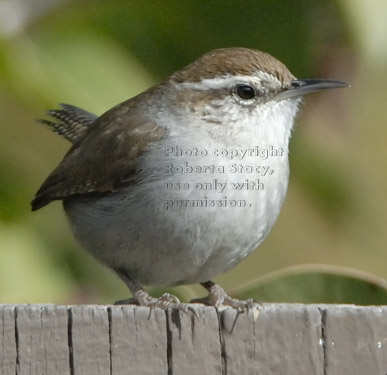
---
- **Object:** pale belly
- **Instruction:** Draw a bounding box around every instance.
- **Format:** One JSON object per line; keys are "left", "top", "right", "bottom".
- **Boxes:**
{"left": 64, "top": 153, "right": 289, "bottom": 286}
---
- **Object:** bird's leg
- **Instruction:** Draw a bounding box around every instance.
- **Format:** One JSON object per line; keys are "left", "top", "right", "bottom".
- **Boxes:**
{"left": 191, "top": 280, "right": 256, "bottom": 311}
{"left": 114, "top": 269, "right": 195, "bottom": 313}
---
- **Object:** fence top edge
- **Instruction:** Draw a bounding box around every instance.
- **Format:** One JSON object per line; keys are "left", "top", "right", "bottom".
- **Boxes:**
{"left": 1, "top": 303, "right": 386, "bottom": 311}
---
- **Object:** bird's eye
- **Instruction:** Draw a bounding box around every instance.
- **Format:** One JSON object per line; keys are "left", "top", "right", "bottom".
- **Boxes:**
{"left": 235, "top": 84, "right": 256, "bottom": 100}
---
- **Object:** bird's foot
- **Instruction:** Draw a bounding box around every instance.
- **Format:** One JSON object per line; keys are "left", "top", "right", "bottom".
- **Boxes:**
{"left": 114, "top": 269, "right": 199, "bottom": 316}
{"left": 191, "top": 281, "right": 259, "bottom": 311}
{"left": 115, "top": 292, "right": 180, "bottom": 305}
{"left": 117, "top": 291, "right": 198, "bottom": 316}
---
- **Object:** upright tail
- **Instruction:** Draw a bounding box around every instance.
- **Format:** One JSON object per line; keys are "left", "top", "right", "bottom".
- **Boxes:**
{"left": 36, "top": 103, "right": 98, "bottom": 144}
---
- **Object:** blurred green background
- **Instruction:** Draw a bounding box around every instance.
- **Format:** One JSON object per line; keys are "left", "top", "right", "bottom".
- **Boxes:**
{"left": 0, "top": 0, "right": 386, "bottom": 305}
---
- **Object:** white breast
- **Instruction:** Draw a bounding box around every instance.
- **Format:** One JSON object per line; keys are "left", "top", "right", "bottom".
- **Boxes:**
{"left": 65, "top": 98, "right": 299, "bottom": 286}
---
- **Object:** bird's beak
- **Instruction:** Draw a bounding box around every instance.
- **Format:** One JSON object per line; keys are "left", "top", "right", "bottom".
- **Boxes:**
{"left": 275, "top": 79, "right": 349, "bottom": 101}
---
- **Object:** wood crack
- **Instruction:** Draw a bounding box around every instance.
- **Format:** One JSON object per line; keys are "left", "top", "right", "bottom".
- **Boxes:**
{"left": 318, "top": 307, "right": 328, "bottom": 375}
{"left": 67, "top": 307, "right": 74, "bottom": 375}
{"left": 14, "top": 307, "right": 19, "bottom": 375}
{"left": 216, "top": 308, "right": 227, "bottom": 375}
{"left": 107, "top": 307, "right": 113, "bottom": 375}
{"left": 165, "top": 310, "right": 173, "bottom": 375}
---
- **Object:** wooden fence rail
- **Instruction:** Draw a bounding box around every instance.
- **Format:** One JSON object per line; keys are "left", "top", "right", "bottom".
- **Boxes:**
{"left": 1, "top": 304, "right": 387, "bottom": 374}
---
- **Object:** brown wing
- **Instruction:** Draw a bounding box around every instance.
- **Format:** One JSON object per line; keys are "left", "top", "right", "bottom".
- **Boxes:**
{"left": 31, "top": 99, "right": 165, "bottom": 211}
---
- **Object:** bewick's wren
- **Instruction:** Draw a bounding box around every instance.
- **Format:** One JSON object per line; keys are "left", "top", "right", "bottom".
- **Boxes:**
{"left": 32, "top": 48, "right": 348, "bottom": 310}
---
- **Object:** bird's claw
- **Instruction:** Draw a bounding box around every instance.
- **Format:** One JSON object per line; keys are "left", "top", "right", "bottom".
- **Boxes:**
{"left": 115, "top": 292, "right": 199, "bottom": 318}
{"left": 191, "top": 282, "right": 260, "bottom": 312}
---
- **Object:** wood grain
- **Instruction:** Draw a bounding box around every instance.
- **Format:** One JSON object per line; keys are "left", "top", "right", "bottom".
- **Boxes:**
{"left": 0, "top": 304, "right": 386, "bottom": 375}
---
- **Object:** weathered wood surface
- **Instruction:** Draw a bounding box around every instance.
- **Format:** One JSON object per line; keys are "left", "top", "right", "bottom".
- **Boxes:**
{"left": 1, "top": 304, "right": 386, "bottom": 374}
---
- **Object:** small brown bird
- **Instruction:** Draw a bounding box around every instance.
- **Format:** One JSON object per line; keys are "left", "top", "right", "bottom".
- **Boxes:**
{"left": 32, "top": 48, "right": 348, "bottom": 310}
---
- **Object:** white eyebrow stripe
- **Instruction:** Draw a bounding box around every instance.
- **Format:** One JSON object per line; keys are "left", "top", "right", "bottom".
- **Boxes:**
{"left": 177, "top": 76, "right": 249, "bottom": 90}
{"left": 174, "top": 71, "right": 281, "bottom": 91}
